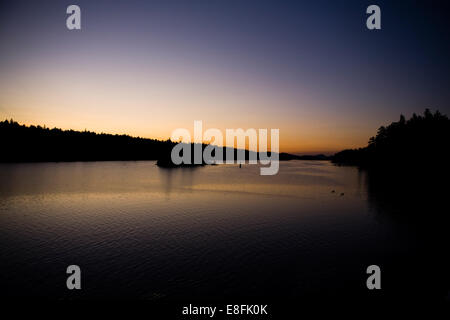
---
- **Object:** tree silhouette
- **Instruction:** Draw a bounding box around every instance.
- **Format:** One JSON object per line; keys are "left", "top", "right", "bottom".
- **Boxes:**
{"left": 0, "top": 120, "right": 175, "bottom": 162}
{"left": 333, "top": 109, "right": 450, "bottom": 168}
{"left": 1, "top": 120, "right": 319, "bottom": 164}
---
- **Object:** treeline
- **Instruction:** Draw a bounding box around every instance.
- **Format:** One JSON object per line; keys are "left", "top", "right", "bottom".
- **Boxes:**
{"left": 0, "top": 120, "right": 175, "bottom": 162}
{"left": 332, "top": 109, "right": 450, "bottom": 168}
{"left": 0, "top": 120, "right": 314, "bottom": 164}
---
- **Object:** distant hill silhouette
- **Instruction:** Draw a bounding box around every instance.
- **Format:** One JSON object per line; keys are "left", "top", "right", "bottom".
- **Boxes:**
{"left": 332, "top": 109, "right": 450, "bottom": 168}
{"left": 0, "top": 120, "right": 324, "bottom": 164}
{"left": 281, "top": 153, "right": 330, "bottom": 161}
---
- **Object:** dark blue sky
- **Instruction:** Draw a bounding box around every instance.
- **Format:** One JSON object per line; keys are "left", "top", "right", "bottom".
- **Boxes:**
{"left": 1, "top": 0, "right": 449, "bottom": 152}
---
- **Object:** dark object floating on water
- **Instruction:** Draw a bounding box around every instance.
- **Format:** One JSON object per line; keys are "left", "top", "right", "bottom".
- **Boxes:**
{"left": 331, "top": 190, "right": 336, "bottom": 193}
{"left": 340, "top": 193, "right": 345, "bottom": 196}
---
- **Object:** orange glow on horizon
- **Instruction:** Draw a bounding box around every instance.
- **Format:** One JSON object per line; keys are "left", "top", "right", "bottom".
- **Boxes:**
{"left": 0, "top": 46, "right": 378, "bottom": 155}
{"left": 0, "top": 108, "right": 372, "bottom": 155}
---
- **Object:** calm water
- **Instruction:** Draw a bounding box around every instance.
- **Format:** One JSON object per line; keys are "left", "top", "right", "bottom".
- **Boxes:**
{"left": 0, "top": 161, "right": 443, "bottom": 301}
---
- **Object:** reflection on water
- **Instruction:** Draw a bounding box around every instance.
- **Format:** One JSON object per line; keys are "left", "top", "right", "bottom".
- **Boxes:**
{"left": 0, "top": 161, "right": 448, "bottom": 302}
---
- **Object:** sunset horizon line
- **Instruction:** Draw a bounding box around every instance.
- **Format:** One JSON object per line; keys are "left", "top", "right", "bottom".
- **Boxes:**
{"left": 1, "top": 117, "right": 344, "bottom": 155}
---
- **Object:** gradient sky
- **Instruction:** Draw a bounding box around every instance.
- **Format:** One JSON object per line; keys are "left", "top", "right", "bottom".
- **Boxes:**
{"left": 1, "top": 0, "right": 449, "bottom": 154}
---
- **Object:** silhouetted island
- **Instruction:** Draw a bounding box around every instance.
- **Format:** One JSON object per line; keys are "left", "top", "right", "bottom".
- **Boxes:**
{"left": 0, "top": 120, "right": 327, "bottom": 165}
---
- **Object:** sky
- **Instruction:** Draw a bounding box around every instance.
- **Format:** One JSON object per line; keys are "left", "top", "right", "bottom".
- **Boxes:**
{"left": 1, "top": 0, "right": 449, "bottom": 154}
